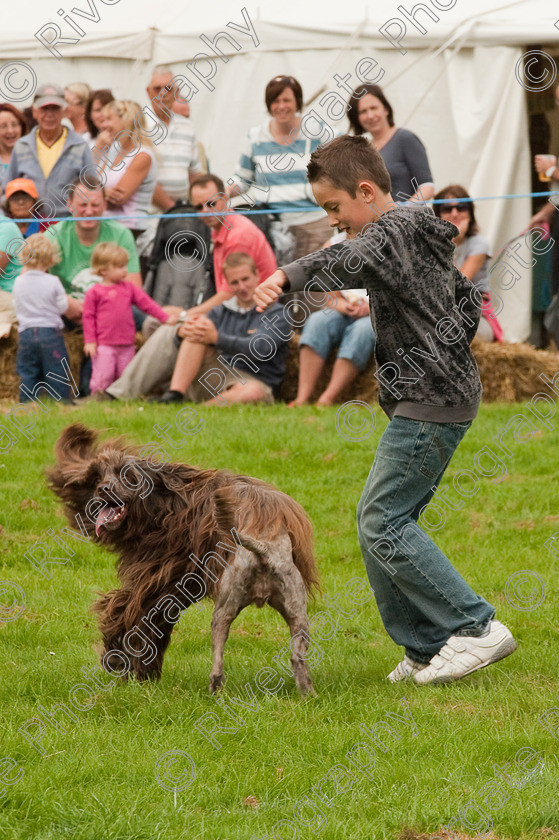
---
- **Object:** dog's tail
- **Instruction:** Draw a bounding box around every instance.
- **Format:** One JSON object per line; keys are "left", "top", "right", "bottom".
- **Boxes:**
{"left": 214, "top": 481, "right": 320, "bottom": 597}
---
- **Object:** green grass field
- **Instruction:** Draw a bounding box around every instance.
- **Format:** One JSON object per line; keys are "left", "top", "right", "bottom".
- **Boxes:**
{"left": 1, "top": 400, "right": 558, "bottom": 840}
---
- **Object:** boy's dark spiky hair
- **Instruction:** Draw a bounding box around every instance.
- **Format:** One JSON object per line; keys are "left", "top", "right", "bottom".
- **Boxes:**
{"left": 307, "top": 135, "right": 391, "bottom": 197}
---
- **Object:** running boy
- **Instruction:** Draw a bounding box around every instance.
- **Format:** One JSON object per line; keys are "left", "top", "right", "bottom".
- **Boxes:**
{"left": 82, "top": 243, "right": 175, "bottom": 393}
{"left": 254, "top": 135, "right": 516, "bottom": 684}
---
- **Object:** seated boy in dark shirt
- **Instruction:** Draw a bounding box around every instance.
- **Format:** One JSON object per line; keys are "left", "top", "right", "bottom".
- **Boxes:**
{"left": 255, "top": 135, "right": 516, "bottom": 685}
{"left": 156, "top": 252, "right": 289, "bottom": 405}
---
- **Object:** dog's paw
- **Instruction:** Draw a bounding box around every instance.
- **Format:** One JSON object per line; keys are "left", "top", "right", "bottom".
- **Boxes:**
{"left": 209, "top": 673, "right": 225, "bottom": 693}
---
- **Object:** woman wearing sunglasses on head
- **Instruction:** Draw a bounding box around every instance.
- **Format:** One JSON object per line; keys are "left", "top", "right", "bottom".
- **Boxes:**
{"left": 434, "top": 184, "right": 503, "bottom": 343}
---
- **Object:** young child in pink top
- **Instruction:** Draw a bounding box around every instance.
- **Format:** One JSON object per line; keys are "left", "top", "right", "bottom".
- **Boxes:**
{"left": 82, "top": 243, "right": 173, "bottom": 393}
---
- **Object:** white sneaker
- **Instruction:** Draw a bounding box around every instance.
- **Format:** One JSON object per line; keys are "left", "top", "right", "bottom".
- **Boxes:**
{"left": 388, "top": 655, "right": 428, "bottom": 683}
{"left": 413, "top": 620, "right": 516, "bottom": 685}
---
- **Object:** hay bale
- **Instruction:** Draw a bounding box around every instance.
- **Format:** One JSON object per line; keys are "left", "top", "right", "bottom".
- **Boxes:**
{"left": 471, "top": 339, "right": 559, "bottom": 402}
{"left": 65, "top": 330, "right": 85, "bottom": 390}
{"left": 0, "top": 329, "right": 20, "bottom": 400}
{"left": 1, "top": 327, "right": 558, "bottom": 405}
{"left": 0, "top": 329, "right": 146, "bottom": 403}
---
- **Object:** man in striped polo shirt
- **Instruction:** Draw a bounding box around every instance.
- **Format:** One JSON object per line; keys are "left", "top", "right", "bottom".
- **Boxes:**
{"left": 146, "top": 66, "right": 203, "bottom": 213}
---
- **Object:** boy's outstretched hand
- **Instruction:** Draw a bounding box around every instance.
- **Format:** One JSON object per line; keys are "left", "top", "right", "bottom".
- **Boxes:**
{"left": 254, "top": 270, "right": 287, "bottom": 312}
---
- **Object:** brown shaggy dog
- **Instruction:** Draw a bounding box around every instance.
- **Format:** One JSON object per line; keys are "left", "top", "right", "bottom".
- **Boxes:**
{"left": 47, "top": 424, "right": 320, "bottom": 694}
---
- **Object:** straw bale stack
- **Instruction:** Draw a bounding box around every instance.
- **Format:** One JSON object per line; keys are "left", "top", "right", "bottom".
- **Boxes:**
{"left": 1, "top": 330, "right": 558, "bottom": 405}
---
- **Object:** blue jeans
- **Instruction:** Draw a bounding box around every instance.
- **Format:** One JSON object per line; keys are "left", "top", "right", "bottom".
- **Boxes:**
{"left": 17, "top": 327, "right": 71, "bottom": 402}
{"left": 300, "top": 310, "right": 376, "bottom": 371}
{"left": 356, "top": 417, "right": 494, "bottom": 663}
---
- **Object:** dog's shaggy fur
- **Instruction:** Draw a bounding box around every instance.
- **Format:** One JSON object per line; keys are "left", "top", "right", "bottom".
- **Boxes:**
{"left": 47, "top": 424, "right": 320, "bottom": 694}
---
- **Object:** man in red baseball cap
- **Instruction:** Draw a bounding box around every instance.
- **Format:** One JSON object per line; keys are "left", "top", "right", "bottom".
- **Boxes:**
{"left": 2, "top": 83, "right": 93, "bottom": 219}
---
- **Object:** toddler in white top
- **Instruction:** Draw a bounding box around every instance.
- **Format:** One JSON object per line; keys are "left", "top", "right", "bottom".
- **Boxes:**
{"left": 12, "top": 234, "right": 72, "bottom": 402}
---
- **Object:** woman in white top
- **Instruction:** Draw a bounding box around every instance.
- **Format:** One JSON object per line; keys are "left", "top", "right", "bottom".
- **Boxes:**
{"left": 100, "top": 100, "right": 157, "bottom": 238}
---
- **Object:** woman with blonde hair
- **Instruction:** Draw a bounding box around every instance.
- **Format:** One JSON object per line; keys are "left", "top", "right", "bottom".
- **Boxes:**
{"left": 64, "top": 83, "right": 91, "bottom": 138}
{"left": 99, "top": 100, "right": 158, "bottom": 238}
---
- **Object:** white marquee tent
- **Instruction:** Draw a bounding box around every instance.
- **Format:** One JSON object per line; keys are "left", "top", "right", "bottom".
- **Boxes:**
{"left": 3, "top": 0, "right": 559, "bottom": 339}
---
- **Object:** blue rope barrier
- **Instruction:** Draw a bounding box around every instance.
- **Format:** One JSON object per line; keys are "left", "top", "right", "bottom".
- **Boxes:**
{"left": 5, "top": 189, "right": 559, "bottom": 225}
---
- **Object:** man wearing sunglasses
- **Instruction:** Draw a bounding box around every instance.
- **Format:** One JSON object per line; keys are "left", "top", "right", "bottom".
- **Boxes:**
{"left": 183, "top": 173, "right": 277, "bottom": 316}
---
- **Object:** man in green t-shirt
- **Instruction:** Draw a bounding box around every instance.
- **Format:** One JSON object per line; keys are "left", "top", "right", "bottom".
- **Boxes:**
{"left": 0, "top": 218, "right": 24, "bottom": 293}
{"left": 45, "top": 178, "right": 141, "bottom": 319}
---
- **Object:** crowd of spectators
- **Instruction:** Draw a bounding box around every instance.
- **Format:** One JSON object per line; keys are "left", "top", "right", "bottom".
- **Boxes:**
{"left": 2, "top": 64, "right": 546, "bottom": 408}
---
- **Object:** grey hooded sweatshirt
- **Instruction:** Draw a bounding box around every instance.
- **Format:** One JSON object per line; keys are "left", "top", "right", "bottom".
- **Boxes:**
{"left": 281, "top": 206, "right": 482, "bottom": 423}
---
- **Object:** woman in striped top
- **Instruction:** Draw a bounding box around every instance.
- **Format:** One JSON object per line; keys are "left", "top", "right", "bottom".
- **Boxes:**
{"left": 227, "top": 75, "right": 331, "bottom": 259}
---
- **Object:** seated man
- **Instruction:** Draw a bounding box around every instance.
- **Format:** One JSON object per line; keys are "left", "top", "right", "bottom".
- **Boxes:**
{"left": 155, "top": 252, "right": 290, "bottom": 404}
{"left": 141, "top": 171, "right": 277, "bottom": 324}
{"left": 290, "top": 290, "right": 376, "bottom": 406}
{"left": 183, "top": 172, "right": 277, "bottom": 317}
{"left": 100, "top": 177, "right": 277, "bottom": 401}
{"left": 45, "top": 177, "right": 142, "bottom": 321}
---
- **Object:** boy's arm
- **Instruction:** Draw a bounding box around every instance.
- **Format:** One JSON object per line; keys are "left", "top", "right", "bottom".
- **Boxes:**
{"left": 185, "top": 289, "right": 233, "bottom": 317}
{"left": 280, "top": 225, "right": 389, "bottom": 294}
{"left": 254, "top": 229, "right": 388, "bottom": 311}
{"left": 54, "top": 278, "right": 69, "bottom": 314}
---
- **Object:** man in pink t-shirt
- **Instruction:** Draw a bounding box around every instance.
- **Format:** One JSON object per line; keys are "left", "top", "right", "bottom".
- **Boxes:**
{"left": 183, "top": 173, "right": 277, "bottom": 317}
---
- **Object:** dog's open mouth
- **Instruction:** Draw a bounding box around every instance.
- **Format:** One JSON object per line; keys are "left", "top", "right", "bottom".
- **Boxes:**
{"left": 95, "top": 503, "right": 128, "bottom": 536}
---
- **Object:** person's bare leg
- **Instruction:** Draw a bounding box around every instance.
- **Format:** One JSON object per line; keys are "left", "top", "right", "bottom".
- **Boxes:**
{"left": 289, "top": 346, "right": 326, "bottom": 407}
{"left": 169, "top": 341, "right": 209, "bottom": 394}
{"left": 204, "top": 380, "right": 268, "bottom": 406}
{"left": 316, "top": 358, "right": 360, "bottom": 406}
